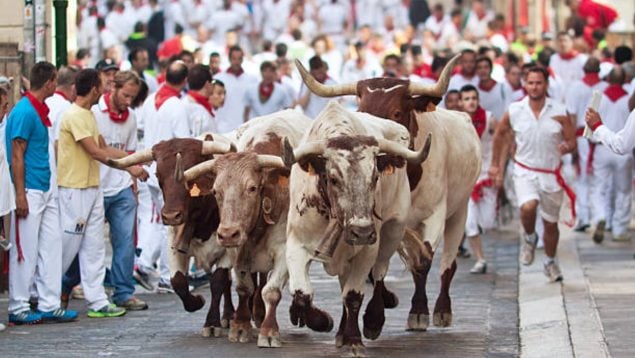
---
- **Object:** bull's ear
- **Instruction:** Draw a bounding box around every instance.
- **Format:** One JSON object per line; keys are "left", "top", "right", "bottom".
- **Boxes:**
{"left": 377, "top": 155, "right": 406, "bottom": 174}
{"left": 203, "top": 133, "right": 214, "bottom": 141}
{"left": 298, "top": 155, "right": 326, "bottom": 176}
{"left": 411, "top": 96, "right": 441, "bottom": 111}
{"left": 267, "top": 167, "right": 291, "bottom": 188}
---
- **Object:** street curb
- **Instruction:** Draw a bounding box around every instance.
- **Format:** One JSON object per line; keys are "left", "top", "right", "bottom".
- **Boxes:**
{"left": 518, "top": 228, "right": 608, "bottom": 358}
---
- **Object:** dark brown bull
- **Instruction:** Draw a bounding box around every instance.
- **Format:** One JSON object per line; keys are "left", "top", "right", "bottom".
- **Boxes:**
{"left": 108, "top": 136, "right": 237, "bottom": 336}
{"left": 295, "top": 54, "right": 482, "bottom": 332}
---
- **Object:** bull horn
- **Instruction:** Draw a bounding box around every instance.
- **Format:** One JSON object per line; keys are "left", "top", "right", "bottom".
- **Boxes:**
{"left": 377, "top": 134, "right": 432, "bottom": 165}
{"left": 107, "top": 148, "right": 153, "bottom": 169}
{"left": 295, "top": 59, "right": 357, "bottom": 97}
{"left": 293, "top": 140, "right": 327, "bottom": 163}
{"left": 256, "top": 155, "right": 287, "bottom": 169}
{"left": 201, "top": 141, "right": 236, "bottom": 155}
{"left": 183, "top": 159, "right": 217, "bottom": 182}
{"left": 408, "top": 54, "right": 461, "bottom": 97}
{"left": 174, "top": 153, "right": 184, "bottom": 182}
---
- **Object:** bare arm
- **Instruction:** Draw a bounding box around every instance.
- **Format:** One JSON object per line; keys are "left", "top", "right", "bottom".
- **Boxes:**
{"left": 243, "top": 106, "right": 251, "bottom": 123}
{"left": 79, "top": 135, "right": 148, "bottom": 180}
{"left": 489, "top": 111, "right": 513, "bottom": 187}
{"left": 10, "top": 139, "right": 29, "bottom": 217}
{"left": 555, "top": 113, "right": 577, "bottom": 155}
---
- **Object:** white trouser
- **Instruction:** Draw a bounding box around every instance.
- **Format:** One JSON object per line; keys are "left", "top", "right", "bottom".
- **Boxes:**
{"left": 8, "top": 189, "right": 62, "bottom": 314}
{"left": 465, "top": 186, "right": 497, "bottom": 237}
{"left": 575, "top": 138, "right": 593, "bottom": 224}
{"left": 59, "top": 187, "right": 109, "bottom": 310}
{"left": 591, "top": 145, "right": 634, "bottom": 235}
{"left": 135, "top": 180, "right": 170, "bottom": 282}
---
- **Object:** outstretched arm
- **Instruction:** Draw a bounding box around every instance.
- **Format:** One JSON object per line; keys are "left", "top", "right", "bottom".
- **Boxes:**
{"left": 489, "top": 111, "right": 513, "bottom": 187}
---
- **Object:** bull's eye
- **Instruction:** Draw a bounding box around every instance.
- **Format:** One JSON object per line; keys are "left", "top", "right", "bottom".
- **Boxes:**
{"left": 248, "top": 185, "right": 258, "bottom": 193}
{"left": 329, "top": 177, "right": 338, "bottom": 186}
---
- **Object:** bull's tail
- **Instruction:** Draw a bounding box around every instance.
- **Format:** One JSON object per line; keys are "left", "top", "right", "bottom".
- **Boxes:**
{"left": 397, "top": 228, "right": 432, "bottom": 273}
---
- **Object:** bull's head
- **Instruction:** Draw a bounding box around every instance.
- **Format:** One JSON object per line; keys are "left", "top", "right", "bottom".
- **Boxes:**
{"left": 182, "top": 139, "right": 293, "bottom": 247}
{"left": 293, "top": 133, "right": 432, "bottom": 246}
{"left": 295, "top": 54, "right": 459, "bottom": 128}
{"left": 107, "top": 137, "right": 234, "bottom": 225}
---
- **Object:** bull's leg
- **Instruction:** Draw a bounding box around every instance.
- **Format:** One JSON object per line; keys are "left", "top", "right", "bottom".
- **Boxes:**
{"left": 229, "top": 269, "right": 254, "bottom": 343}
{"left": 167, "top": 228, "right": 205, "bottom": 312}
{"left": 287, "top": 236, "right": 333, "bottom": 332}
{"left": 202, "top": 268, "right": 229, "bottom": 338}
{"left": 252, "top": 272, "right": 267, "bottom": 328}
{"left": 433, "top": 207, "right": 467, "bottom": 327}
{"left": 335, "top": 270, "right": 351, "bottom": 348}
{"left": 221, "top": 269, "right": 234, "bottom": 329}
{"left": 340, "top": 253, "right": 373, "bottom": 358}
{"left": 257, "top": 250, "right": 289, "bottom": 348}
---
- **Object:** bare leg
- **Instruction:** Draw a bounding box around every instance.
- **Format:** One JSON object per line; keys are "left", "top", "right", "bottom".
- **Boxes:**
{"left": 542, "top": 219, "right": 559, "bottom": 258}
{"left": 520, "top": 200, "right": 539, "bottom": 235}
{"left": 467, "top": 235, "right": 485, "bottom": 262}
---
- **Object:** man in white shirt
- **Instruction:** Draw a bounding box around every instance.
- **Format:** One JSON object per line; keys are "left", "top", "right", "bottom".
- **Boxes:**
{"left": 475, "top": 56, "right": 507, "bottom": 121}
{"left": 448, "top": 49, "right": 479, "bottom": 91}
{"left": 129, "top": 48, "right": 159, "bottom": 94}
{"left": 183, "top": 64, "right": 217, "bottom": 137}
{"left": 464, "top": 0, "right": 494, "bottom": 41}
{"left": 588, "top": 67, "right": 633, "bottom": 243}
{"left": 490, "top": 66, "right": 576, "bottom": 282}
{"left": 317, "top": 0, "right": 348, "bottom": 50}
{"left": 549, "top": 32, "right": 588, "bottom": 85}
{"left": 206, "top": 0, "right": 244, "bottom": 47}
{"left": 565, "top": 58, "right": 607, "bottom": 232}
{"left": 261, "top": 0, "right": 292, "bottom": 42}
{"left": 244, "top": 61, "right": 293, "bottom": 120}
{"left": 297, "top": 56, "right": 339, "bottom": 118}
{"left": 92, "top": 71, "right": 148, "bottom": 310}
{"left": 437, "top": 8, "right": 463, "bottom": 50}
{"left": 423, "top": 4, "right": 449, "bottom": 38}
{"left": 503, "top": 63, "right": 525, "bottom": 103}
{"left": 214, "top": 46, "right": 258, "bottom": 133}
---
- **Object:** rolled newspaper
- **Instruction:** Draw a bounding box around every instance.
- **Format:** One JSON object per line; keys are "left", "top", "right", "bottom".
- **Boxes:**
{"left": 583, "top": 90, "right": 603, "bottom": 139}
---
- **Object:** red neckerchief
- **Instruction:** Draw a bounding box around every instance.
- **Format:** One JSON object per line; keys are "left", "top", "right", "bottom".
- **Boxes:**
{"left": 155, "top": 84, "right": 181, "bottom": 110}
{"left": 258, "top": 82, "right": 274, "bottom": 103}
{"left": 604, "top": 84, "right": 627, "bottom": 102}
{"left": 476, "top": 10, "right": 487, "bottom": 21}
{"left": 547, "top": 67, "right": 556, "bottom": 78}
{"left": 582, "top": 73, "right": 600, "bottom": 87}
{"left": 25, "top": 92, "right": 51, "bottom": 127}
{"left": 559, "top": 51, "right": 579, "bottom": 60}
{"left": 226, "top": 66, "right": 244, "bottom": 77}
{"left": 478, "top": 79, "right": 496, "bottom": 92}
{"left": 508, "top": 80, "right": 523, "bottom": 91}
{"left": 55, "top": 90, "right": 70, "bottom": 102}
{"left": 471, "top": 106, "right": 487, "bottom": 138}
{"left": 104, "top": 92, "right": 129, "bottom": 123}
{"left": 187, "top": 90, "right": 213, "bottom": 115}
{"left": 413, "top": 63, "right": 432, "bottom": 78}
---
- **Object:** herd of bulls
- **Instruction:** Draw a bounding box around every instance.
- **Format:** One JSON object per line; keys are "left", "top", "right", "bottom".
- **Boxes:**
{"left": 108, "top": 54, "right": 482, "bottom": 357}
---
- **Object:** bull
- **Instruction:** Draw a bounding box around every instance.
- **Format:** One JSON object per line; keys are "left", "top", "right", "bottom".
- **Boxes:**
{"left": 286, "top": 101, "right": 431, "bottom": 356}
{"left": 296, "top": 55, "right": 482, "bottom": 331}
{"left": 183, "top": 111, "right": 311, "bottom": 347}
{"left": 108, "top": 134, "right": 237, "bottom": 337}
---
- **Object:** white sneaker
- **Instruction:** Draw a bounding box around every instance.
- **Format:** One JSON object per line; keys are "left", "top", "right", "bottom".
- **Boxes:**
{"left": 520, "top": 233, "right": 538, "bottom": 266}
{"left": 543, "top": 261, "right": 563, "bottom": 282}
{"left": 470, "top": 260, "right": 487, "bottom": 274}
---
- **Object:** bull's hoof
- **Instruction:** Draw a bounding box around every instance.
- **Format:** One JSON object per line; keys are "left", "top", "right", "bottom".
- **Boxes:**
{"left": 228, "top": 320, "right": 252, "bottom": 343}
{"left": 257, "top": 332, "right": 282, "bottom": 348}
{"left": 183, "top": 295, "right": 206, "bottom": 312}
{"left": 221, "top": 318, "right": 230, "bottom": 329}
{"left": 362, "top": 326, "right": 382, "bottom": 341}
{"left": 382, "top": 288, "right": 399, "bottom": 309}
{"left": 306, "top": 306, "right": 334, "bottom": 332}
{"left": 362, "top": 312, "right": 384, "bottom": 340}
{"left": 335, "top": 334, "right": 344, "bottom": 348}
{"left": 433, "top": 312, "right": 453, "bottom": 327}
{"left": 341, "top": 344, "right": 367, "bottom": 358}
{"left": 406, "top": 313, "right": 429, "bottom": 331}
{"left": 202, "top": 326, "right": 224, "bottom": 338}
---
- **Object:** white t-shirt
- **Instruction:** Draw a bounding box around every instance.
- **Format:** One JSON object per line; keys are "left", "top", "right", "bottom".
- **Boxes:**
{"left": 424, "top": 14, "right": 449, "bottom": 37}
{"left": 142, "top": 91, "right": 190, "bottom": 149}
{"left": 549, "top": 53, "right": 588, "bottom": 85}
{"left": 0, "top": 118, "right": 15, "bottom": 216}
{"left": 598, "top": 90, "right": 631, "bottom": 133}
{"left": 448, "top": 73, "right": 479, "bottom": 92}
{"left": 207, "top": 7, "right": 243, "bottom": 46}
{"left": 300, "top": 77, "right": 338, "bottom": 119}
{"left": 183, "top": 94, "right": 217, "bottom": 137}
{"left": 464, "top": 10, "right": 495, "bottom": 40}
{"left": 213, "top": 70, "right": 258, "bottom": 133}
{"left": 261, "top": 0, "right": 292, "bottom": 41}
{"left": 478, "top": 82, "right": 508, "bottom": 121}
{"left": 45, "top": 92, "right": 71, "bottom": 197}
{"left": 565, "top": 79, "right": 608, "bottom": 128}
{"left": 244, "top": 82, "right": 293, "bottom": 119}
{"left": 93, "top": 95, "right": 137, "bottom": 197}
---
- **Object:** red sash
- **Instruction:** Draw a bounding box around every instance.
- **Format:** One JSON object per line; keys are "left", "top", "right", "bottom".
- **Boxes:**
{"left": 575, "top": 127, "right": 596, "bottom": 175}
{"left": 471, "top": 178, "right": 494, "bottom": 202}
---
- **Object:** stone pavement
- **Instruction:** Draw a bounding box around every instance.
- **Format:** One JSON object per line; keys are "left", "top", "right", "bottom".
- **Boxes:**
{"left": 0, "top": 226, "right": 520, "bottom": 357}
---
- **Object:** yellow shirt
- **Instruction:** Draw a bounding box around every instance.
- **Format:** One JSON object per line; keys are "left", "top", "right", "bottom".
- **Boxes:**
{"left": 57, "top": 103, "right": 101, "bottom": 188}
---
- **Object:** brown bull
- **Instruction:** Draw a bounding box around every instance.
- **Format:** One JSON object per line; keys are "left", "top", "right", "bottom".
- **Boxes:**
{"left": 296, "top": 55, "right": 483, "bottom": 332}
{"left": 108, "top": 135, "right": 237, "bottom": 336}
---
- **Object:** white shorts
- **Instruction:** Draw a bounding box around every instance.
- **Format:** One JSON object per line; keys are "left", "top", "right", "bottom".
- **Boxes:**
{"left": 465, "top": 187, "right": 497, "bottom": 237}
{"left": 514, "top": 174, "right": 564, "bottom": 223}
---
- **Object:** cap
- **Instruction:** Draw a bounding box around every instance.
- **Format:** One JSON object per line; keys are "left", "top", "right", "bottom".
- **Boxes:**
{"left": 95, "top": 58, "right": 118, "bottom": 72}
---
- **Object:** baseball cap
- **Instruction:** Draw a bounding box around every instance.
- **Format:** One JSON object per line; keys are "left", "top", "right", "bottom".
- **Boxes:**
{"left": 95, "top": 58, "right": 118, "bottom": 72}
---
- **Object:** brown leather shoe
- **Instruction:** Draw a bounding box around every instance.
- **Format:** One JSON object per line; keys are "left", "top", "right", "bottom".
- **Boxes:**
{"left": 116, "top": 296, "right": 148, "bottom": 311}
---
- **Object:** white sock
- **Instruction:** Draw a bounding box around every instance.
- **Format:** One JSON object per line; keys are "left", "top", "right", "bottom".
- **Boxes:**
{"left": 543, "top": 256, "right": 555, "bottom": 265}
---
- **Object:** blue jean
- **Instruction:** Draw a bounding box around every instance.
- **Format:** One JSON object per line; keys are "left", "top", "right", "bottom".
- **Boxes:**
{"left": 62, "top": 186, "right": 137, "bottom": 304}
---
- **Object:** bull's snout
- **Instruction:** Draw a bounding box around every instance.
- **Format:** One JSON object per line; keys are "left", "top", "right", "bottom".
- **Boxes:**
{"left": 162, "top": 210, "right": 184, "bottom": 225}
{"left": 345, "top": 224, "right": 377, "bottom": 245}
{"left": 217, "top": 226, "right": 243, "bottom": 247}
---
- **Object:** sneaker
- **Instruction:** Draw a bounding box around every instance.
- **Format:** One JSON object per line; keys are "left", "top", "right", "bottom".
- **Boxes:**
{"left": 520, "top": 233, "right": 538, "bottom": 266}
{"left": 470, "top": 260, "right": 487, "bottom": 274}
{"left": 60, "top": 293, "right": 70, "bottom": 310}
{"left": 157, "top": 281, "right": 175, "bottom": 294}
{"left": 133, "top": 268, "right": 155, "bottom": 291}
{"left": 574, "top": 222, "right": 590, "bottom": 233}
{"left": 543, "top": 261, "right": 563, "bottom": 282}
{"left": 8, "top": 310, "right": 43, "bottom": 325}
{"left": 116, "top": 297, "right": 148, "bottom": 311}
{"left": 592, "top": 220, "right": 605, "bottom": 244}
{"left": 40, "top": 308, "right": 78, "bottom": 323}
{"left": 87, "top": 304, "right": 127, "bottom": 318}
{"left": 612, "top": 234, "right": 631, "bottom": 242}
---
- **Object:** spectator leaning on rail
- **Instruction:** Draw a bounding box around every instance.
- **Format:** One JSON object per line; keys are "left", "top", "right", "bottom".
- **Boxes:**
{"left": 5, "top": 62, "right": 78, "bottom": 325}
{"left": 56, "top": 68, "right": 148, "bottom": 318}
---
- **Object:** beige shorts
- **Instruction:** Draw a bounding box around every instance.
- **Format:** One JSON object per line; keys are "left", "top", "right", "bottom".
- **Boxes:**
{"left": 514, "top": 174, "right": 563, "bottom": 223}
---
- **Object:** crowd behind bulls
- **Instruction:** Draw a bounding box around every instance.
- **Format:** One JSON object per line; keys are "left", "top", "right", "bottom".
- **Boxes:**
{"left": 0, "top": 0, "right": 634, "bottom": 350}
